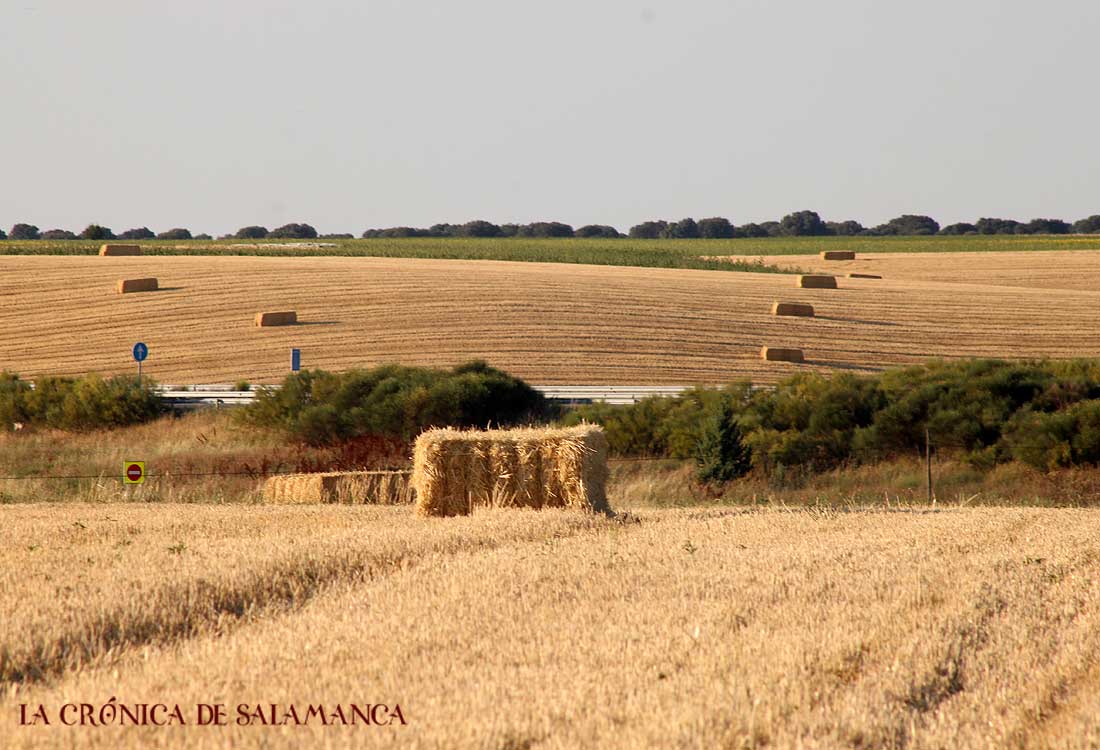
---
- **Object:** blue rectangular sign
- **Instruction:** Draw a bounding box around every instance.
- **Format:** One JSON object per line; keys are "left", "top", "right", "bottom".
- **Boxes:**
{"left": 291, "top": 348, "right": 301, "bottom": 372}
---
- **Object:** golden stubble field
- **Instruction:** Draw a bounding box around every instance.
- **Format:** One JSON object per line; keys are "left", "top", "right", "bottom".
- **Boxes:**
{"left": 1, "top": 504, "right": 1098, "bottom": 748}
{"left": 3, "top": 252, "right": 1100, "bottom": 384}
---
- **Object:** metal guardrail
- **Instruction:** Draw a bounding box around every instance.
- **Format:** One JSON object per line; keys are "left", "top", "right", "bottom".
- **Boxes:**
{"left": 156, "top": 384, "right": 695, "bottom": 409}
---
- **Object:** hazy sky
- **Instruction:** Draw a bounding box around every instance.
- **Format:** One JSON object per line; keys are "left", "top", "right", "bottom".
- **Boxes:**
{"left": 3, "top": 0, "right": 1099, "bottom": 235}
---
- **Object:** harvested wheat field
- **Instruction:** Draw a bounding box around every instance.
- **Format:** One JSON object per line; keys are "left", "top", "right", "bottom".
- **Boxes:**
{"left": 1, "top": 503, "right": 1098, "bottom": 748}
{"left": 760, "top": 249, "right": 1100, "bottom": 292}
{"left": 3, "top": 254, "right": 1100, "bottom": 384}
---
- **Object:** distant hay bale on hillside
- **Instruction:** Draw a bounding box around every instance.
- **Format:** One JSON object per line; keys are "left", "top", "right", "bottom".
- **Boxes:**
{"left": 760, "top": 346, "right": 805, "bottom": 363}
{"left": 261, "top": 470, "right": 412, "bottom": 504}
{"left": 117, "top": 277, "right": 158, "bottom": 294}
{"left": 412, "top": 425, "right": 610, "bottom": 517}
{"left": 771, "top": 301, "right": 814, "bottom": 317}
{"left": 820, "top": 251, "right": 855, "bottom": 261}
{"left": 848, "top": 273, "right": 882, "bottom": 279}
{"left": 99, "top": 244, "right": 142, "bottom": 256}
{"left": 797, "top": 275, "right": 837, "bottom": 289}
{"left": 254, "top": 311, "right": 298, "bottom": 327}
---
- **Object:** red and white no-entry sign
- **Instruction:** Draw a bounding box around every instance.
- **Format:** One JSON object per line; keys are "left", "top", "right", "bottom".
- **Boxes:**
{"left": 123, "top": 461, "right": 146, "bottom": 484}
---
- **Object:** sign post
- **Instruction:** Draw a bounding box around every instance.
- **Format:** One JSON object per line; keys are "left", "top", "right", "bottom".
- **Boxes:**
{"left": 132, "top": 342, "right": 148, "bottom": 384}
{"left": 123, "top": 461, "right": 146, "bottom": 485}
{"left": 291, "top": 348, "right": 301, "bottom": 372}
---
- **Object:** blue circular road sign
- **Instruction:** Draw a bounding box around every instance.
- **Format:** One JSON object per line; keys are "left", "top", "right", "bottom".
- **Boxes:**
{"left": 132, "top": 342, "right": 148, "bottom": 362}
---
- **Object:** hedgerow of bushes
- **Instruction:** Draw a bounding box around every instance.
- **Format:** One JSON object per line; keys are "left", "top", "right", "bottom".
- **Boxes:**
{"left": 0, "top": 372, "right": 161, "bottom": 430}
{"left": 563, "top": 359, "right": 1100, "bottom": 479}
{"left": 239, "top": 361, "right": 548, "bottom": 445}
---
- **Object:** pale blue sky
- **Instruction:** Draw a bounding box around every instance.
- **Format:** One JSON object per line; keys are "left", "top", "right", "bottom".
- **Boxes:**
{"left": 2, "top": 0, "right": 1098, "bottom": 234}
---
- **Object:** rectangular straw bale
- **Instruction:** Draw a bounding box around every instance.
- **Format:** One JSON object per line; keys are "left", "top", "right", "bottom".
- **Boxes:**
{"left": 771, "top": 301, "right": 815, "bottom": 317}
{"left": 261, "top": 470, "right": 413, "bottom": 504}
{"left": 797, "top": 275, "right": 837, "bottom": 289}
{"left": 412, "top": 425, "right": 610, "bottom": 517}
{"left": 820, "top": 250, "right": 855, "bottom": 261}
{"left": 254, "top": 310, "right": 298, "bottom": 327}
{"left": 847, "top": 272, "right": 882, "bottom": 279}
{"left": 117, "top": 277, "right": 159, "bottom": 294}
{"left": 760, "top": 346, "right": 805, "bottom": 363}
{"left": 99, "top": 244, "right": 142, "bottom": 256}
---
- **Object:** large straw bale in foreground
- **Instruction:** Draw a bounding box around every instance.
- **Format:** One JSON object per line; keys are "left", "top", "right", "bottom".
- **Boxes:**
{"left": 99, "top": 244, "right": 142, "bottom": 256}
{"left": 820, "top": 250, "right": 855, "bottom": 261}
{"left": 760, "top": 346, "right": 805, "bottom": 363}
{"left": 254, "top": 311, "right": 298, "bottom": 327}
{"left": 117, "top": 277, "right": 159, "bottom": 294}
{"left": 412, "top": 425, "right": 610, "bottom": 517}
{"left": 797, "top": 275, "right": 838, "bottom": 289}
{"left": 771, "top": 301, "right": 814, "bottom": 317}
{"left": 261, "top": 470, "right": 412, "bottom": 504}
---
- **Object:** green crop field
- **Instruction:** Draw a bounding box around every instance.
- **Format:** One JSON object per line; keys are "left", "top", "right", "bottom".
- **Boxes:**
{"left": 2, "top": 234, "right": 1099, "bottom": 271}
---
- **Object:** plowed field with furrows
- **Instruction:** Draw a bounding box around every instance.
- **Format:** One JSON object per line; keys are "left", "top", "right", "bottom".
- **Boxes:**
{"left": 3, "top": 254, "right": 1100, "bottom": 384}
{"left": 1, "top": 505, "right": 1099, "bottom": 748}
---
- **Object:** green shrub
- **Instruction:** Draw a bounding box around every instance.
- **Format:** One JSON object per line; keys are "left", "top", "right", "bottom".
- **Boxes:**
{"left": 1, "top": 373, "right": 160, "bottom": 430}
{"left": 1003, "top": 400, "right": 1100, "bottom": 471}
{"left": 563, "top": 384, "right": 752, "bottom": 458}
{"left": 740, "top": 373, "right": 881, "bottom": 473}
{"left": 860, "top": 360, "right": 1056, "bottom": 457}
{"left": 564, "top": 358, "right": 1100, "bottom": 479}
{"left": 0, "top": 372, "right": 31, "bottom": 426}
{"left": 240, "top": 361, "right": 547, "bottom": 445}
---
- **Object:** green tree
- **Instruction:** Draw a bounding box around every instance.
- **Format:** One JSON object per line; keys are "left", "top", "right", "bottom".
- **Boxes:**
{"left": 778, "top": 210, "right": 828, "bottom": 236}
{"left": 1072, "top": 215, "right": 1100, "bottom": 234}
{"left": 576, "top": 224, "right": 621, "bottom": 238}
{"left": 695, "top": 402, "right": 751, "bottom": 484}
{"left": 9, "top": 223, "right": 39, "bottom": 240}
{"left": 80, "top": 224, "right": 115, "bottom": 240}
{"left": 697, "top": 217, "right": 736, "bottom": 238}
{"left": 235, "top": 225, "right": 269, "bottom": 239}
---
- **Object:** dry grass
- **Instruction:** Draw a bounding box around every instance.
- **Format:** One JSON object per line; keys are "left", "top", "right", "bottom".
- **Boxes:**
{"left": 0, "top": 411, "right": 408, "bottom": 504}
{"left": 3, "top": 253, "right": 1100, "bottom": 384}
{"left": 1, "top": 505, "right": 1098, "bottom": 748}
{"left": 412, "top": 425, "right": 609, "bottom": 516}
{"left": 608, "top": 457, "right": 1100, "bottom": 509}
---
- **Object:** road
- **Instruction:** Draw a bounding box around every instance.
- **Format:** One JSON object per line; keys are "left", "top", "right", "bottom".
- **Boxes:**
{"left": 156, "top": 384, "right": 697, "bottom": 409}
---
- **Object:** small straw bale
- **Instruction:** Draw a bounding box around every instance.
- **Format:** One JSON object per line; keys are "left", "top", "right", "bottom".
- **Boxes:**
{"left": 412, "top": 425, "right": 610, "bottom": 517}
{"left": 797, "top": 275, "right": 838, "bottom": 289}
{"left": 99, "top": 244, "right": 142, "bottom": 256}
{"left": 760, "top": 346, "right": 805, "bottom": 363}
{"left": 261, "top": 470, "right": 413, "bottom": 504}
{"left": 117, "top": 277, "right": 159, "bottom": 294}
{"left": 848, "top": 272, "right": 882, "bottom": 279}
{"left": 254, "top": 311, "right": 298, "bottom": 327}
{"left": 771, "top": 301, "right": 814, "bottom": 317}
{"left": 820, "top": 250, "right": 855, "bottom": 261}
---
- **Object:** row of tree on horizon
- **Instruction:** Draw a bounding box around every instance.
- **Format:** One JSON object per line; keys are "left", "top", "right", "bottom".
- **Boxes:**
{"left": 4, "top": 211, "right": 1100, "bottom": 242}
